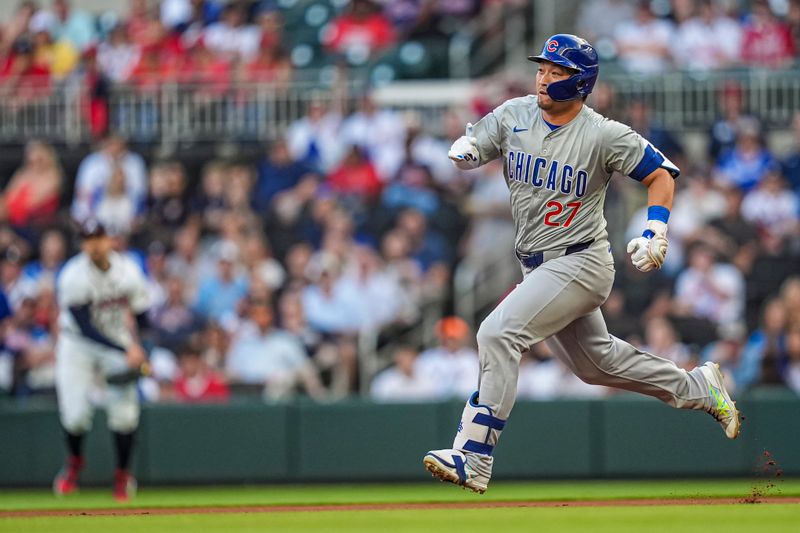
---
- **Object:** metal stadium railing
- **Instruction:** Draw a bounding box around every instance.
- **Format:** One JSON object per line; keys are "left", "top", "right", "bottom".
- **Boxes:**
{"left": 0, "top": 68, "right": 798, "bottom": 146}
{"left": 107, "top": 80, "right": 362, "bottom": 147}
{"left": 602, "top": 68, "right": 800, "bottom": 131}
{"left": 0, "top": 81, "right": 85, "bottom": 145}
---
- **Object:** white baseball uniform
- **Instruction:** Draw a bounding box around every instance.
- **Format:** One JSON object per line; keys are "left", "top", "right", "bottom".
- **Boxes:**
{"left": 55, "top": 251, "right": 150, "bottom": 434}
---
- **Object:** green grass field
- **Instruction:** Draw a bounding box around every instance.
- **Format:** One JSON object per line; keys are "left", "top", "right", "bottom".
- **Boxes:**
{"left": 1, "top": 479, "right": 799, "bottom": 533}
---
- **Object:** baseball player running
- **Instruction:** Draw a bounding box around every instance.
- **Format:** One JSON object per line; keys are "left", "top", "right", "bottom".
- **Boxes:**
{"left": 52, "top": 220, "right": 151, "bottom": 501}
{"left": 423, "top": 34, "right": 740, "bottom": 493}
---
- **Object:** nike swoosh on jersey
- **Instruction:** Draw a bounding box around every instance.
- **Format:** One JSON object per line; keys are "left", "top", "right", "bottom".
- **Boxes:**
{"left": 513, "top": 126, "right": 528, "bottom": 133}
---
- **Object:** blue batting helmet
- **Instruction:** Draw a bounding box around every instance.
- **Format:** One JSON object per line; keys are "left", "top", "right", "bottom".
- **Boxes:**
{"left": 528, "top": 34, "right": 599, "bottom": 102}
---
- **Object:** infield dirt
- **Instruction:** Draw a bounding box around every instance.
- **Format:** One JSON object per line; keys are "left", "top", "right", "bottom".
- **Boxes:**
{"left": 3, "top": 496, "right": 800, "bottom": 518}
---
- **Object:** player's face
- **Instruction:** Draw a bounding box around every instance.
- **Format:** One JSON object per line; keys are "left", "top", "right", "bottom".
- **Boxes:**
{"left": 535, "top": 61, "right": 571, "bottom": 111}
{"left": 81, "top": 235, "right": 112, "bottom": 265}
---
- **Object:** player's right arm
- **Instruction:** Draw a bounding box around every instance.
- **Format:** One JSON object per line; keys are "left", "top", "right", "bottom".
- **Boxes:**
{"left": 448, "top": 106, "right": 504, "bottom": 170}
{"left": 57, "top": 262, "right": 126, "bottom": 353}
{"left": 68, "top": 305, "right": 127, "bottom": 352}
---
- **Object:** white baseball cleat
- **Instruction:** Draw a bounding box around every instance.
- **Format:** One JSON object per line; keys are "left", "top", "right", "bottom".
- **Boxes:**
{"left": 699, "top": 362, "right": 741, "bottom": 439}
{"left": 423, "top": 449, "right": 492, "bottom": 494}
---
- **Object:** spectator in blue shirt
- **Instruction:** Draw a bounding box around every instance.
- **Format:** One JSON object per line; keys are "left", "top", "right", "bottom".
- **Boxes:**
{"left": 0, "top": 289, "right": 11, "bottom": 323}
{"left": 193, "top": 240, "right": 249, "bottom": 322}
{"left": 32, "top": 0, "right": 98, "bottom": 51}
{"left": 151, "top": 275, "right": 203, "bottom": 351}
{"left": 22, "top": 230, "right": 66, "bottom": 286}
{"left": 226, "top": 296, "right": 324, "bottom": 399}
{"left": 381, "top": 162, "right": 439, "bottom": 217}
{"left": 714, "top": 118, "right": 778, "bottom": 192}
{"left": 394, "top": 208, "right": 450, "bottom": 271}
{"left": 737, "top": 298, "right": 788, "bottom": 388}
{"left": 254, "top": 138, "right": 315, "bottom": 211}
{"left": 780, "top": 112, "right": 800, "bottom": 192}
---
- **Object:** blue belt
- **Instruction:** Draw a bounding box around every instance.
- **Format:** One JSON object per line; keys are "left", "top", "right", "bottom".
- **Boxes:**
{"left": 516, "top": 240, "right": 595, "bottom": 270}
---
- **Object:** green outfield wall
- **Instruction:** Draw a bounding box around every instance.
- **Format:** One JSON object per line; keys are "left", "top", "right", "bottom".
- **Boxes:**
{"left": 1, "top": 391, "right": 798, "bottom": 486}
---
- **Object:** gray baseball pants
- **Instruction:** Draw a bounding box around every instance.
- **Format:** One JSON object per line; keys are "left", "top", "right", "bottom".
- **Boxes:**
{"left": 476, "top": 239, "right": 711, "bottom": 423}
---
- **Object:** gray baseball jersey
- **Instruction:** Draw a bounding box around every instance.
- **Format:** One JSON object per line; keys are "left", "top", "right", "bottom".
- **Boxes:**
{"left": 57, "top": 251, "right": 150, "bottom": 349}
{"left": 445, "top": 96, "right": 719, "bottom": 451}
{"left": 470, "top": 96, "right": 679, "bottom": 254}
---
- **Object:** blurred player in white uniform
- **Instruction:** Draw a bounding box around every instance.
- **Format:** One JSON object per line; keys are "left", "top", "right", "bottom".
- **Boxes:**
{"left": 53, "top": 220, "right": 151, "bottom": 501}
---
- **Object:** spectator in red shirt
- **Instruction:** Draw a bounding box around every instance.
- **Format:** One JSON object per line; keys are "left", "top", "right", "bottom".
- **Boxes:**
{"left": 76, "top": 47, "right": 110, "bottom": 139}
{"left": 256, "top": 4, "right": 283, "bottom": 51}
{"left": 323, "top": 0, "right": 396, "bottom": 63}
{"left": 174, "top": 340, "right": 230, "bottom": 403}
{"left": 181, "top": 40, "right": 230, "bottom": 96}
{"left": 130, "top": 44, "right": 169, "bottom": 93}
{"left": 0, "top": 140, "right": 62, "bottom": 231}
{"left": 0, "top": 41, "right": 51, "bottom": 104}
{"left": 245, "top": 37, "right": 291, "bottom": 84}
{"left": 135, "top": 34, "right": 187, "bottom": 83}
{"left": 327, "top": 145, "right": 383, "bottom": 201}
{"left": 126, "top": 0, "right": 166, "bottom": 49}
{"left": 741, "top": 0, "right": 795, "bottom": 67}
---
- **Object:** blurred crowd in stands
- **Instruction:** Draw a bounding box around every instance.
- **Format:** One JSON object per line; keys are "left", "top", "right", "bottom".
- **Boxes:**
{"left": 0, "top": 0, "right": 498, "bottom": 86}
{"left": 580, "top": 0, "right": 800, "bottom": 72}
{"left": 0, "top": 0, "right": 799, "bottom": 404}
{"left": 1, "top": 0, "right": 798, "bottom": 141}
{"left": 0, "top": 0, "right": 798, "bottom": 94}
{"left": 0, "top": 91, "right": 487, "bottom": 402}
{"left": 1, "top": 83, "right": 799, "bottom": 403}
{"left": 0, "top": 0, "right": 514, "bottom": 140}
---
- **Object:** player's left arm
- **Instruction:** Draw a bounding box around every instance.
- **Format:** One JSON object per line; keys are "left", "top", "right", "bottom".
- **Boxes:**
{"left": 641, "top": 168, "right": 674, "bottom": 211}
{"left": 604, "top": 121, "right": 679, "bottom": 272}
{"left": 626, "top": 168, "right": 674, "bottom": 272}
{"left": 125, "top": 260, "right": 153, "bottom": 371}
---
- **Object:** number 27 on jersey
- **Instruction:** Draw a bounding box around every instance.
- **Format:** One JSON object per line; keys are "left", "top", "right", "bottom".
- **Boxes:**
{"left": 543, "top": 201, "right": 582, "bottom": 228}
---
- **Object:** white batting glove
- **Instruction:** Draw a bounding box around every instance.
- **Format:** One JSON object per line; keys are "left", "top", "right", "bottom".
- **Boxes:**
{"left": 626, "top": 220, "right": 669, "bottom": 272}
{"left": 448, "top": 123, "right": 480, "bottom": 170}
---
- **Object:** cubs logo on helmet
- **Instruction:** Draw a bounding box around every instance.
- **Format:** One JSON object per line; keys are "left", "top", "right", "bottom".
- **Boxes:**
{"left": 528, "top": 34, "right": 599, "bottom": 102}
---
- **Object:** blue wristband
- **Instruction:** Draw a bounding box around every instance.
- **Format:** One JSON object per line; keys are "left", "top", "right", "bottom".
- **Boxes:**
{"left": 647, "top": 205, "right": 670, "bottom": 224}
{"left": 643, "top": 206, "right": 670, "bottom": 238}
